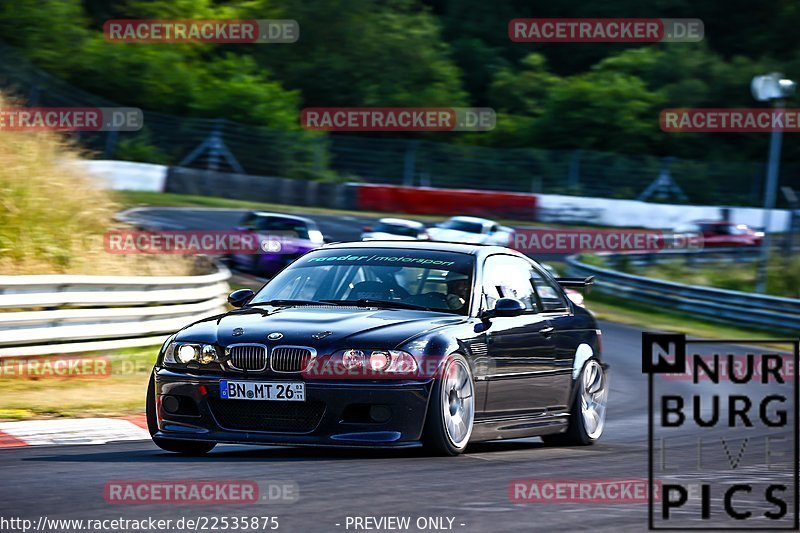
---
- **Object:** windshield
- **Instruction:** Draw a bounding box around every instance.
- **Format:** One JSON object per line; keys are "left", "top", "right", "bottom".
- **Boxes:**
{"left": 240, "top": 214, "right": 314, "bottom": 240}
{"left": 251, "top": 248, "right": 475, "bottom": 314}
{"left": 373, "top": 222, "right": 420, "bottom": 237}
{"left": 438, "top": 219, "right": 484, "bottom": 234}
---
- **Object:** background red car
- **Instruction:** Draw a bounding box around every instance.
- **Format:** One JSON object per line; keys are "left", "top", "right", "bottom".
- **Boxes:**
{"left": 674, "top": 220, "right": 765, "bottom": 247}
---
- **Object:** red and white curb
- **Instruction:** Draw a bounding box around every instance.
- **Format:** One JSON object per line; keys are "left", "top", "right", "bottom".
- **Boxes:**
{"left": 0, "top": 415, "right": 149, "bottom": 448}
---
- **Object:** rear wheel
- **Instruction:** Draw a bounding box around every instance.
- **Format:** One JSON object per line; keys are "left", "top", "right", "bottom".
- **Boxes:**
{"left": 542, "top": 359, "right": 607, "bottom": 446}
{"left": 423, "top": 354, "right": 475, "bottom": 456}
{"left": 146, "top": 371, "right": 216, "bottom": 456}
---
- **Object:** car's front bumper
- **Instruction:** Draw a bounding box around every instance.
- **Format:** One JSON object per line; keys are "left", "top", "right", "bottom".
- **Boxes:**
{"left": 153, "top": 369, "right": 433, "bottom": 448}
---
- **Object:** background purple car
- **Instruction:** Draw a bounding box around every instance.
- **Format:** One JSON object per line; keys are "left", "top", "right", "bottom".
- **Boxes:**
{"left": 227, "top": 211, "right": 325, "bottom": 277}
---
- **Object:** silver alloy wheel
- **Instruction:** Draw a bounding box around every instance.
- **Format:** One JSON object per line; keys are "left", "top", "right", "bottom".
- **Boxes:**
{"left": 442, "top": 358, "right": 474, "bottom": 448}
{"left": 580, "top": 360, "right": 608, "bottom": 440}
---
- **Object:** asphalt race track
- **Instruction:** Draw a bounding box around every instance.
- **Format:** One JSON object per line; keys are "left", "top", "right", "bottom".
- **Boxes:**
{"left": 1, "top": 208, "right": 795, "bottom": 532}
{"left": 118, "top": 207, "right": 375, "bottom": 243}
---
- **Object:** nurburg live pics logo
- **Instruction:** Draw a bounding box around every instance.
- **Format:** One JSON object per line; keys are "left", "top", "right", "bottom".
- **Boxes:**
{"left": 643, "top": 333, "right": 799, "bottom": 530}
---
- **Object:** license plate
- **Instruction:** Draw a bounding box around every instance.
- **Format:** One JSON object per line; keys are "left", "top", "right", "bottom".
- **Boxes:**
{"left": 219, "top": 380, "right": 305, "bottom": 401}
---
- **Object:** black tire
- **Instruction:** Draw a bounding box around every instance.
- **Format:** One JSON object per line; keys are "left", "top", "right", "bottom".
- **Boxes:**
{"left": 542, "top": 359, "right": 607, "bottom": 446}
{"left": 146, "top": 371, "right": 216, "bottom": 456}
{"left": 423, "top": 353, "right": 475, "bottom": 456}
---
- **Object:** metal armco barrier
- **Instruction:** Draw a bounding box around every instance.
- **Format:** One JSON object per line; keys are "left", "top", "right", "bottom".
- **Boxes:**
{"left": 603, "top": 247, "right": 762, "bottom": 267}
{"left": 0, "top": 265, "right": 231, "bottom": 356}
{"left": 566, "top": 253, "right": 800, "bottom": 333}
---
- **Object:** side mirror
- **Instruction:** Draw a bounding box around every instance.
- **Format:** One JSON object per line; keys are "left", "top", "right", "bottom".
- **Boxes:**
{"left": 481, "top": 297, "right": 526, "bottom": 319}
{"left": 227, "top": 289, "right": 255, "bottom": 308}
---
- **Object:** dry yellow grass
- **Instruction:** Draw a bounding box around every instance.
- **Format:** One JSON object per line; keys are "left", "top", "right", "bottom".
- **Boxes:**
{"left": 0, "top": 348, "right": 157, "bottom": 420}
{"left": 0, "top": 92, "right": 196, "bottom": 276}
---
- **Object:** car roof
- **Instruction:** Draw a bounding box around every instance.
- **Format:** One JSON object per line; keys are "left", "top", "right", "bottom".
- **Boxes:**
{"left": 691, "top": 219, "right": 732, "bottom": 225}
{"left": 378, "top": 217, "right": 424, "bottom": 228}
{"left": 322, "top": 240, "right": 525, "bottom": 258}
{"left": 247, "top": 211, "right": 315, "bottom": 224}
{"left": 448, "top": 216, "right": 494, "bottom": 224}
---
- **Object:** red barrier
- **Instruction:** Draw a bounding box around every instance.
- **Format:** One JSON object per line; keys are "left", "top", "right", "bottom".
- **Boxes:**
{"left": 356, "top": 184, "right": 537, "bottom": 219}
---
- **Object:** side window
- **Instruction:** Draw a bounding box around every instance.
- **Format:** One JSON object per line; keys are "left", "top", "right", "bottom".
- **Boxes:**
{"left": 482, "top": 255, "right": 536, "bottom": 311}
{"left": 530, "top": 267, "right": 569, "bottom": 312}
{"left": 239, "top": 213, "right": 257, "bottom": 229}
{"left": 255, "top": 217, "right": 275, "bottom": 231}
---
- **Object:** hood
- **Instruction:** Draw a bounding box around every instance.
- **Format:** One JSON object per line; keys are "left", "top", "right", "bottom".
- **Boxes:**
{"left": 175, "top": 305, "right": 465, "bottom": 352}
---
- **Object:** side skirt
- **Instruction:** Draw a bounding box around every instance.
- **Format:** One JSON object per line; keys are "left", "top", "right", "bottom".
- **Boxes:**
{"left": 470, "top": 410, "right": 570, "bottom": 442}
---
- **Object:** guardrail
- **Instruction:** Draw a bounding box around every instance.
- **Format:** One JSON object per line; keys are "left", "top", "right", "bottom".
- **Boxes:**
{"left": 0, "top": 265, "right": 231, "bottom": 357}
{"left": 602, "top": 247, "right": 762, "bottom": 268}
{"left": 566, "top": 253, "right": 800, "bottom": 333}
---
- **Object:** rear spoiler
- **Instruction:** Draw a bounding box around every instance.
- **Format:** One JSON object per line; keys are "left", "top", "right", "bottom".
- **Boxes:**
{"left": 556, "top": 276, "right": 595, "bottom": 290}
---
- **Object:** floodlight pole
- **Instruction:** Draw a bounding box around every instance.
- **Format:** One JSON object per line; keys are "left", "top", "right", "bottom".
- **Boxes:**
{"left": 755, "top": 100, "right": 784, "bottom": 294}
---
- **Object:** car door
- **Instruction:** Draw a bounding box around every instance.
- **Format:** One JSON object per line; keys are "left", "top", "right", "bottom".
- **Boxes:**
{"left": 231, "top": 212, "right": 262, "bottom": 267}
{"left": 529, "top": 263, "right": 577, "bottom": 410}
{"left": 481, "top": 254, "right": 560, "bottom": 415}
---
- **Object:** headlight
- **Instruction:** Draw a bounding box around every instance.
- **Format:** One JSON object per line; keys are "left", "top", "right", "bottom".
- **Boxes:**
{"left": 308, "top": 229, "right": 325, "bottom": 245}
{"left": 369, "top": 351, "right": 391, "bottom": 371}
{"left": 338, "top": 349, "right": 418, "bottom": 374}
{"left": 342, "top": 349, "right": 365, "bottom": 370}
{"left": 164, "top": 342, "right": 220, "bottom": 366}
{"left": 177, "top": 345, "right": 198, "bottom": 363}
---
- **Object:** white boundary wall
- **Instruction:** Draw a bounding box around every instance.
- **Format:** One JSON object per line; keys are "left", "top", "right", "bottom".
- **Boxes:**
{"left": 80, "top": 160, "right": 167, "bottom": 192}
{"left": 537, "top": 193, "right": 792, "bottom": 231}
{"left": 75, "top": 159, "right": 793, "bottom": 231}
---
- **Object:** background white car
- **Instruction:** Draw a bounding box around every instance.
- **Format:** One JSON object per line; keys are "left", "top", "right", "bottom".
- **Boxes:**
{"left": 427, "top": 216, "right": 514, "bottom": 245}
{"left": 361, "top": 218, "right": 429, "bottom": 240}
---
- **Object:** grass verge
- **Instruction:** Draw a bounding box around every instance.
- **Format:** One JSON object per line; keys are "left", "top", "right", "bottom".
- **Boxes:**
{"left": 546, "top": 260, "right": 789, "bottom": 341}
{"left": 0, "top": 346, "right": 158, "bottom": 421}
{"left": 0, "top": 91, "right": 195, "bottom": 276}
{"left": 585, "top": 292, "right": 788, "bottom": 342}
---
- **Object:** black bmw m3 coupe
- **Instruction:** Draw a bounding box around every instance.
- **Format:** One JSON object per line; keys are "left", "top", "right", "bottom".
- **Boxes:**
{"left": 147, "top": 241, "right": 608, "bottom": 455}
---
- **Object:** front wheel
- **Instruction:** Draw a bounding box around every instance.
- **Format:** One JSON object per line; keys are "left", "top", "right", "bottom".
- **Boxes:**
{"left": 423, "top": 354, "right": 475, "bottom": 456}
{"left": 146, "top": 371, "right": 216, "bottom": 456}
{"left": 542, "top": 359, "right": 608, "bottom": 446}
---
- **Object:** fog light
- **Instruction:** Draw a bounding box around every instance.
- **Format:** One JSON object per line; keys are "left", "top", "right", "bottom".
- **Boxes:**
{"left": 369, "top": 405, "right": 391, "bottom": 423}
{"left": 162, "top": 395, "right": 180, "bottom": 414}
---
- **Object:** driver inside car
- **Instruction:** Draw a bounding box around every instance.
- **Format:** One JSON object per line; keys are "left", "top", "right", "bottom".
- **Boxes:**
{"left": 445, "top": 271, "right": 470, "bottom": 311}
